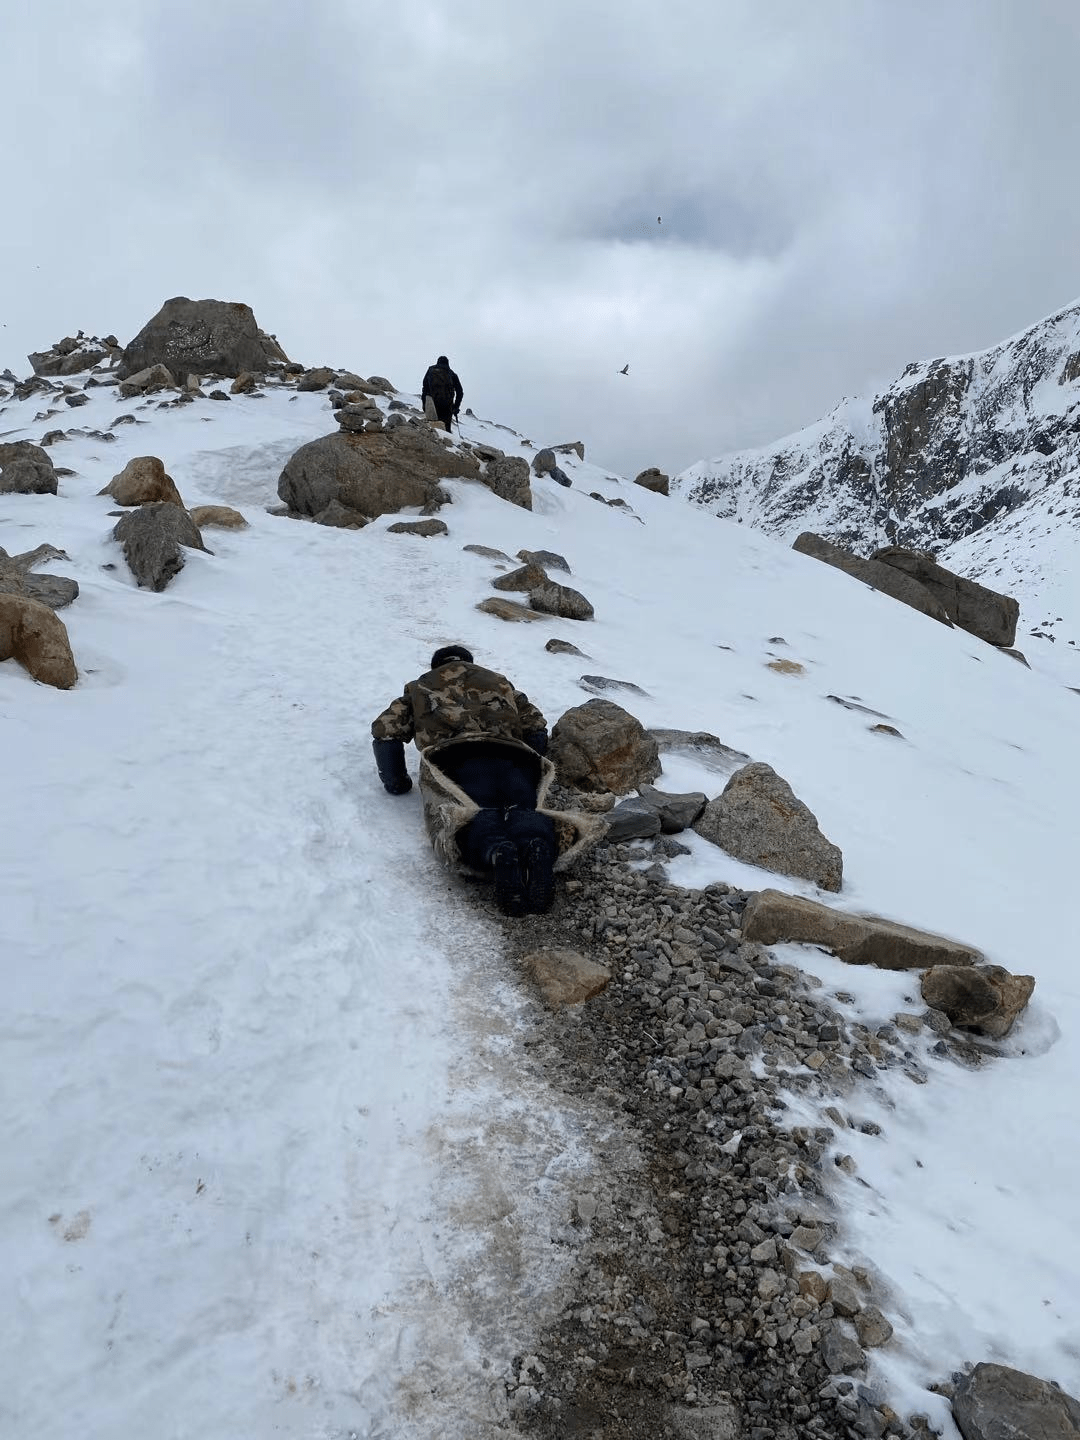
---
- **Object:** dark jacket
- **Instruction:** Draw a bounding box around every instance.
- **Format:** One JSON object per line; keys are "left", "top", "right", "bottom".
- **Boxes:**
{"left": 372, "top": 660, "right": 545, "bottom": 751}
{"left": 421, "top": 362, "right": 463, "bottom": 413}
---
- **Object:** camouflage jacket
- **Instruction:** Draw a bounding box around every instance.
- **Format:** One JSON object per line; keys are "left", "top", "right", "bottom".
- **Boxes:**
{"left": 371, "top": 661, "right": 546, "bottom": 751}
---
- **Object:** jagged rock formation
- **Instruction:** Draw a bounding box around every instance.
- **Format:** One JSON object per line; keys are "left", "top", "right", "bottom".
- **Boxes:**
{"left": 676, "top": 298, "right": 1080, "bottom": 555}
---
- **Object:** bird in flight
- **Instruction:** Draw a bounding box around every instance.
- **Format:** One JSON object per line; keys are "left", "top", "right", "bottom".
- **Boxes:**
{"left": 618, "top": 364, "right": 629, "bottom": 376}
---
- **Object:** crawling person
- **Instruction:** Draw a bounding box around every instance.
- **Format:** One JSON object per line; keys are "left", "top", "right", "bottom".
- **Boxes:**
{"left": 371, "top": 645, "right": 601, "bottom": 915}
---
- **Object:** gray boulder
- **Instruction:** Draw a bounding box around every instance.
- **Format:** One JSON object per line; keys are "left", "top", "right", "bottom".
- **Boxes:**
{"left": 482, "top": 455, "right": 532, "bottom": 510}
{"left": 604, "top": 798, "right": 663, "bottom": 841}
{"left": 545, "top": 637, "right": 588, "bottom": 657}
{"left": 952, "top": 1363, "right": 1080, "bottom": 1440}
{"left": 637, "top": 784, "right": 707, "bottom": 833}
{"left": 532, "top": 447, "right": 557, "bottom": 476}
{"left": 921, "top": 964, "right": 1035, "bottom": 1038}
{"left": 118, "top": 363, "right": 176, "bottom": 398}
{"left": 694, "top": 762, "right": 843, "bottom": 891}
{"left": 113, "top": 503, "right": 208, "bottom": 592}
{"left": 117, "top": 297, "right": 289, "bottom": 381}
{"left": 297, "top": 366, "right": 336, "bottom": 391}
{"left": 793, "top": 532, "right": 952, "bottom": 627}
{"left": 0, "top": 544, "right": 79, "bottom": 610}
{"left": 529, "top": 581, "right": 594, "bottom": 620}
{"left": 549, "top": 699, "right": 661, "bottom": 795}
{"left": 517, "top": 548, "right": 570, "bottom": 573}
{"left": 579, "top": 674, "right": 648, "bottom": 696}
{"left": 872, "top": 546, "right": 1019, "bottom": 647}
{"left": 278, "top": 427, "right": 477, "bottom": 521}
{"left": 386, "top": 518, "right": 448, "bottom": 537}
{"left": 492, "top": 563, "right": 549, "bottom": 593}
{"left": 0, "top": 441, "right": 58, "bottom": 495}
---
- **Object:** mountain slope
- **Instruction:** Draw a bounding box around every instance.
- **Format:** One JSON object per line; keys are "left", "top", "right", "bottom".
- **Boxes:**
{"left": 673, "top": 300, "right": 1080, "bottom": 662}
{"left": 2, "top": 361, "right": 1079, "bottom": 1438}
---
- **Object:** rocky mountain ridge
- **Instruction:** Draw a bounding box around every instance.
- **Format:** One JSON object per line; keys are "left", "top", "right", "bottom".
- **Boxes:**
{"left": 673, "top": 298, "right": 1080, "bottom": 565}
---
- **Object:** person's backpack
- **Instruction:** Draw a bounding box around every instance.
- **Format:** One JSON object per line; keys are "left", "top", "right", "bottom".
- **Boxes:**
{"left": 424, "top": 363, "right": 455, "bottom": 408}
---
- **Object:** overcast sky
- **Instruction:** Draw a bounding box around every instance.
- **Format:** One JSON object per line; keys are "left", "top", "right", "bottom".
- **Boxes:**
{"left": 3, "top": 0, "right": 1080, "bottom": 478}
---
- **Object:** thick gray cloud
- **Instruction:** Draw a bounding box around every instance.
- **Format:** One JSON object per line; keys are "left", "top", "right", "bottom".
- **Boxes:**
{"left": 3, "top": 0, "right": 1080, "bottom": 478}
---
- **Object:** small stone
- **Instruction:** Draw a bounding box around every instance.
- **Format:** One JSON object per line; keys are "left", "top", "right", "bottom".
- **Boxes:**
{"left": 854, "top": 1306, "right": 893, "bottom": 1348}
{"left": 893, "top": 1012, "right": 923, "bottom": 1033}
{"left": 799, "top": 1271, "right": 827, "bottom": 1304}
{"left": 827, "top": 1276, "right": 862, "bottom": 1317}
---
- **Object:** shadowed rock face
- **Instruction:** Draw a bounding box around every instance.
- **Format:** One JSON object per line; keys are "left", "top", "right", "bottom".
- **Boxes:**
{"left": 116, "top": 297, "right": 289, "bottom": 380}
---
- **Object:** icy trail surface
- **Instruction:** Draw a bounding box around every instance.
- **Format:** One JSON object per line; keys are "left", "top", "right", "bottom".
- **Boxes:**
{"left": 2, "top": 376, "right": 1079, "bottom": 1437}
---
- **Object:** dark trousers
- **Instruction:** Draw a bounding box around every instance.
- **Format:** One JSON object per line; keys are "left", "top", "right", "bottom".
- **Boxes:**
{"left": 434, "top": 399, "right": 455, "bottom": 431}
{"left": 438, "top": 744, "right": 556, "bottom": 870}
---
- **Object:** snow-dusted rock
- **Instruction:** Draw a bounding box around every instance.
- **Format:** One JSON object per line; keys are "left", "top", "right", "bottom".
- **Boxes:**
{"left": 0, "top": 544, "right": 78, "bottom": 610}
{"left": 112, "top": 503, "right": 207, "bottom": 592}
{"left": 189, "top": 505, "right": 248, "bottom": 530}
{"left": 492, "top": 562, "right": 548, "bottom": 592}
{"left": 695, "top": 763, "right": 843, "bottom": 892}
{"left": 517, "top": 547, "right": 570, "bottom": 573}
{"left": 635, "top": 467, "right": 669, "bottom": 495}
{"left": 481, "top": 454, "right": 532, "bottom": 510}
{"left": 951, "top": 1362, "right": 1080, "bottom": 1440}
{"left": 117, "top": 363, "right": 177, "bottom": 398}
{"left": 549, "top": 698, "right": 661, "bottom": 795}
{"left": 921, "top": 964, "right": 1035, "bottom": 1038}
{"left": 0, "top": 440, "right": 58, "bottom": 495}
{"left": 743, "top": 888, "right": 982, "bottom": 968}
{"left": 277, "top": 426, "right": 475, "bottom": 521}
{"left": 531, "top": 447, "right": 557, "bottom": 476}
{"left": 0, "top": 592, "right": 77, "bottom": 688}
{"left": 793, "top": 531, "right": 952, "bottom": 626}
{"left": 385, "top": 518, "right": 448, "bottom": 537}
{"left": 99, "top": 455, "right": 185, "bottom": 508}
{"left": 528, "top": 579, "right": 594, "bottom": 620}
{"left": 872, "top": 546, "right": 1019, "bottom": 646}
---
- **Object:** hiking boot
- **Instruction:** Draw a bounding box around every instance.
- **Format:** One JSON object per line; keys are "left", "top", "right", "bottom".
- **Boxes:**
{"left": 490, "top": 842, "right": 526, "bottom": 917}
{"left": 522, "top": 837, "right": 556, "bottom": 914}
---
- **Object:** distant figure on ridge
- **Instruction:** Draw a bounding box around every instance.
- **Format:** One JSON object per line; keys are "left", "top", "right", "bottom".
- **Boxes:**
{"left": 371, "top": 645, "right": 601, "bottom": 915}
{"left": 421, "top": 355, "right": 463, "bottom": 431}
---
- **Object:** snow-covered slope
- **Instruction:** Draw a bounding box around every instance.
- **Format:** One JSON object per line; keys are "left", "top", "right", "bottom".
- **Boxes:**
{"left": 2, "top": 365, "right": 1079, "bottom": 1438}
{"left": 674, "top": 299, "right": 1080, "bottom": 661}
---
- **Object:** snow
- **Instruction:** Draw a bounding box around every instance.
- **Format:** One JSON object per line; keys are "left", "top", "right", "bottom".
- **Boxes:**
{"left": 3, "top": 371, "right": 1080, "bottom": 1436}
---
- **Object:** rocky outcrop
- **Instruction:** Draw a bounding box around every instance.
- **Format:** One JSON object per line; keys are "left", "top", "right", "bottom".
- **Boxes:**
{"left": 277, "top": 426, "right": 478, "bottom": 521}
{"left": 117, "top": 297, "right": 288, "bottom": 381}
{"left": 921, "top": 964, "right": 1034, "bottom": 1037}
{"left": 549, "top": 699, "right": 661, "bottom": 795}
{"left": 99, "top": 455, "right": 185, "bottom": 508}
{"left": 635, "top": 467, "right": 670, "bottom": 495}
{"left": 112, "top": 504, "right": 208, "bottom": 591}
{"left": 189, "top": 505, "right": 248, "bottom": 529}
{"left": 742, "top": 889, "right": 983, "bottom": 969}
{"left": 0, "top": 545, "right": 78, "bottom": 610}
{"left": 28, "top": 331, "right": 117, "bottom": 377}
{"left": 951, "top": 1362, "right": 1080, "bottom": 1440}
{"left": 0, "top": 441, "right": 58, "bottom": 495}
{"left": 792, "top": 533, "right": 952, "bottom": 626}
{"left": 522, "top": 948, "right": 611, "bottom": 1006}
{"left": 871, "top": 546, "right": 1019, "bottom": 646}
{"left": 695, "top": 765, "right": 843, "bottom": 891}
{"left": 0, "top": 593, "right": 78, "bottom": 688}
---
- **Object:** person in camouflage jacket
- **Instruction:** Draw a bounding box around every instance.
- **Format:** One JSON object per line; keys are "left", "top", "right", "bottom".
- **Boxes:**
{"left": 371, "top": 644, "right": 602, "bottom": 915}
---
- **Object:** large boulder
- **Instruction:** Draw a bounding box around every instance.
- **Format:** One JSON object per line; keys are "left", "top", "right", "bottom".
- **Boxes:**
{"left": 528, "top": 581, "right": 594, "bottom": 620}
{"left": 694, "top": 763, "right": 843, "bottom": 891}
{"left": 0, "top": 544, "right": 79, "bottom": 610}
{"left": 116, "top": 297, "right": 289, "bottom": 381}
{"left": 277, "top": 427, "right": 478, "bottom": 521}
{"left": 99, "top": 455, "right": 185, "bottom": 508}
{"left": 482, "top": 455, "right": 532, "bottom": 510}
{"left": 951, "top": 1362, "right": 1080, "bottom": 1440}
{"left": 0, "top": 441, "right": 58, "bottom": 495}
{"left": 635, "top": 467, "right": 670, "bottom": 495}
{"left": 549, "top": 699, "right": 661, "bottom": 794}
{"left": 742, "top": 889, "right": 982, "bottom": 969}
{"left": 921, "top": 964, "right": 1035, "bottom": 1038}
{"left": 871, "top": 547, "right": 1019, "bottom": 647}
{"left": 112, "top": 504, "right": 208, "bottom": 592}
{"left": 0, "top": 593, "right": 77, "bottom": 688}
{"left": 793, "top": 532, "right": 952, "bottom": 627}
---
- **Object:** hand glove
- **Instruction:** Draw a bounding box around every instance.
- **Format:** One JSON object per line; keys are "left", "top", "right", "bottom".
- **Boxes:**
{"left": 373, "top": 738, "right": 412, "bottom": 795}
{"left": 523, "top": 729, "right": 549, "bottom": 756}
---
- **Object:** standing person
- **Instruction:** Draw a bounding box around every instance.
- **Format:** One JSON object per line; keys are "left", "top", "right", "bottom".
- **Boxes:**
{"left": 371, "top": 645, "right": 601, "bottom": 915}
{"left": 421, "top": 355, "right": 463, "bottom": 432}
